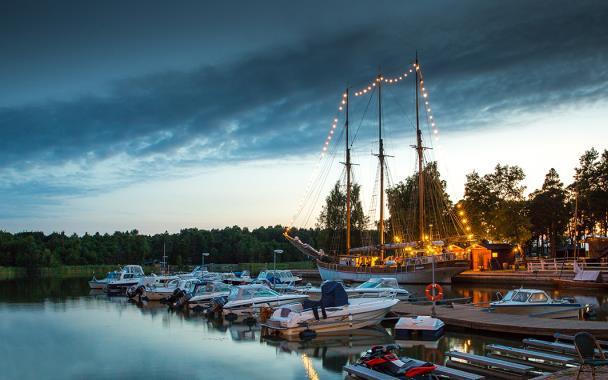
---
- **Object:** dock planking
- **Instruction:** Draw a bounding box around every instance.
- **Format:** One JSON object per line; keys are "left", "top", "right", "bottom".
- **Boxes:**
{"left": 392, "top": 303, "right": 608, "bottom": 339}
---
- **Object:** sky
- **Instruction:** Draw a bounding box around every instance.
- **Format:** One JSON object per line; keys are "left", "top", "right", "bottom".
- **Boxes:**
{"left": 1, "top": 0, "right": 607, "bottom": 234}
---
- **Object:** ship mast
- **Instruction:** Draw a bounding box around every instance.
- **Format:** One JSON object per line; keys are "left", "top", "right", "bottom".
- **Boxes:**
{"left": 377, "top": 74, "right": 385, "bottom": 260}
{"left": 415, "top": 54, "right": 425, "bottom": 243}
{"left": 345, "top": 88, "right": 352, "bottom": 255}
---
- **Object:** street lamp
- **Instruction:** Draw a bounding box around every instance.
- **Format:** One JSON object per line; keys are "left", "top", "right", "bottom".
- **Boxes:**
{"left": 201, "top": 252, "right": 210, "bottom": 270}
{"left": 273, "top": 249, "right": 284, "bottom": 284}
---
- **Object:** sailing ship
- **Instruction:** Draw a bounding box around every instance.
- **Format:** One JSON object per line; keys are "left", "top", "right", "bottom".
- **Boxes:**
{"left": 284, "top": 55, "right": 471, "bottom": 284}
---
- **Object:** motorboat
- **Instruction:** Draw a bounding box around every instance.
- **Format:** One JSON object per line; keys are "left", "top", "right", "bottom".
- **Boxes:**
{"left": 126, "top": 274, "right": 179, "bottom": 298}
{"left": 140, "top": 278, "right": 201, "bottom": 301}
{"left": 89, "top": 270, "right": 120, "bottom": 289}
{"left": 222, "top": 271, "right": 253, "bottom": 286}
{"left": 263, "top": 281, "right": 399, "bottom": 337}
{"left": 490, "top": 288, "right": 584, "bottom": 319}
{"left": 395, "top": 316, "right": 445, "bottom": 341}
{"left": 104, "top": 265, "right": 145, "bottom": 295}
{"left": 300, "top": 278, "right": 412, "bottom": 301}
{"left": 187, "top": 281, "right": 232, "bottom": 310}
{"left": 257, "top": 270, "right": 302, "bottom": 286}
{"left": 221, "top": 284, "right": 309, "bottom": 318}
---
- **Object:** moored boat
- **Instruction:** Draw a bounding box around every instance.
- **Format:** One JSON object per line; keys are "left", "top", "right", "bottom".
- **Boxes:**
{"left": 300, "top": 277, "right": 412, "bottom": 301}
{"left": 89, "top": 270, "right": 120, "bottom": 289}
{"left": 284, "top": 57, "right": 472, "bottom": 285}
{"left": 187, "top": 281, "right": 232, "bottom": 310}
{"left": 221, "top": 284, "right": 308, "bottom": 318}
{"left": 263, "top": 281, "right": 398, "bottom": 337}
{"left": 490, "top": 288, "right": 584, "bottom": 319}
{"left": 104, "top": 265, "right": 145, "bottom": 295}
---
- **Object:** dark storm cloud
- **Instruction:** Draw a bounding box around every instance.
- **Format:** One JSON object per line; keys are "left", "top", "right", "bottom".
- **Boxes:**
{"left": 1, "top": 1, "right": 607, "bottom": 181}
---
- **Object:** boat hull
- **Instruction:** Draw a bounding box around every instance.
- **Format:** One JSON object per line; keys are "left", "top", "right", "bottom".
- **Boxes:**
{"left": 88, "top": 281, "right": 106, "bottom": 290}
{"left": 317, "top": 261, "right": 468, "bottom": 284}
{"left": 491, "top": 304, "right": 583, "bottom": 319}
{"left": 264, "top": 299, "right": 398, "bottom": 336}
{"left": 395, "top": 326, "right": 444, "bottom": 341}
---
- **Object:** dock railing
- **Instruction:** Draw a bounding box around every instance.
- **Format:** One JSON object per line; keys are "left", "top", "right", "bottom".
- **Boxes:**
{"left": 526, "top": 258, "right": 608, "bottom": 275}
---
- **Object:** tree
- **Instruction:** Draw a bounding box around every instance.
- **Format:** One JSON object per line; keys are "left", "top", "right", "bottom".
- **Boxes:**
{"left": 463, "top": 164, "right": 531, "bottom": 248}
{"left": 569, "top": 148, "right": 608, "bottom": 236}
{"left": 317, "top": 181, "right": 367, "bottom": 253}
{"left": 529, "top": 169, "right": 569, "bottom": 257}
{"left": 386, "top": 161, "right": 455, "bottom": 242}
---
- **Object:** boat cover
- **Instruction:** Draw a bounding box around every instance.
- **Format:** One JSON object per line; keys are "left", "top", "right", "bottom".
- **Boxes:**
{"left": 302, "top": 281, "right": 348, "bottom": 320}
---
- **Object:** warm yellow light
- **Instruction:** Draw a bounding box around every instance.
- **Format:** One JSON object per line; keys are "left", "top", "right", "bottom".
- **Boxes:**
{"left": 466, "top": 226, "right": 471, "bottom": 231}
{"left": 468, "top": 234, "right": 474, "bottom": 239}
{"left": 394, "top": 236, "right": 401, "bottom": 243}
{"left": 458, "top": 211, "right": 464, "bottom": 216}
{"left": 492, "top": 252, "right": 498, "bottom": 258}
{"left": 457, "top": 204, "right": 462, "bottom": 209}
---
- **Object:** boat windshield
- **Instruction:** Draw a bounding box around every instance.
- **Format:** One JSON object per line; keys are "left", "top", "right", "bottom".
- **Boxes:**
{"left": 511, "top": 291, "right": 531, "bottom": 302}
{"left": 197, "top": 282, "right": 230, "bottom": 295}
{"left": 229, "top": 286, "right": 279, "bottom": 301}
{"left": 502, "top": 290, "right": 515, "bottom": 301}
{"left": 357, "top": 280, "right": 382, "bottom": 289}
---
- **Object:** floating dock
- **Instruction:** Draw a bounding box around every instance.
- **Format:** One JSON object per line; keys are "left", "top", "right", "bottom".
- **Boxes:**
{"left": 393, "top": 303, "right": 608, "bottom": 339}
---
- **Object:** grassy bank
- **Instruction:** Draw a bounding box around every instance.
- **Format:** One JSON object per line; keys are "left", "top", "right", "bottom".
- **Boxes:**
{"left": 0, "top": 265, "right": 155, "bottom": 280}
{"left": 0, "top": 261, "right": 316, "bottom": 280}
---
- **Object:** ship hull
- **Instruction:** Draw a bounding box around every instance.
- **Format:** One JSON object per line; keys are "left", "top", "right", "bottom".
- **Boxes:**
{"left": 317, "top": 261, "right": 468, "bottom": 284}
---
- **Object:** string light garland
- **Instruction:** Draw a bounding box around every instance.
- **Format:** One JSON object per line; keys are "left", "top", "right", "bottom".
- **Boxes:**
{"left": 289, "top": 61, "right": 449, "bottom": 231}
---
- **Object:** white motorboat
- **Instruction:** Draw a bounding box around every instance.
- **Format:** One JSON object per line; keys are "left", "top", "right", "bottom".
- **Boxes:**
{"left": 142, "top": 278, "right": 200, "bottom": 301}
{"left": 490, "top": 288, "right": 583, "bottom": 319}
{"left": 187, "top": 281, "right": 232, "bottom": 310}
{"left": 264, "top": 281, "right": 399, "bottom": 337}
{"left": 88, "top": 270, "right": 120, "bottom": 289}
{"left": 300, "top": 278, "right": 411, "bottom": 301}
{"left": 126, "top": 274, "right": 179, "bottom": 298}
{"left": 222, "top": 284, "right": 308, "bottom": 317}
{"left": 395, "top": 316, "right": 444, "bottom": 341}
{"left": 104, "top": 265, "right": 145, "bottom": 295}
{"left": 257, "top": 270, "right": 302, "bottom": 286}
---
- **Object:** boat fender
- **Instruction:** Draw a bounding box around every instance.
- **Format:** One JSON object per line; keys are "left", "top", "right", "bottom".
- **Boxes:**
{"left": 225, "top": 312, "right": 238, "bottom": 322}
{"left": 299, "top": 329, "right": 317, "bottom": 341}
{"left": 425, "top": 283, "right": 443, "bottom": 302}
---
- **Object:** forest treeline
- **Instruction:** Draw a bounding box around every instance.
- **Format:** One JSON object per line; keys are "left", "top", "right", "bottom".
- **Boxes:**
{"left": 0, "top": 226, "right": 321, "bottom": 270}
{"left": 2, "top": 148, "right": 607, "bottom": 269}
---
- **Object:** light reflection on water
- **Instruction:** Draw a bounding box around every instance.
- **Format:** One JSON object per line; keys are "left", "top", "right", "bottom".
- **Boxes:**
{"left": 1, "top": 277, "right": 606, "bottom": 379}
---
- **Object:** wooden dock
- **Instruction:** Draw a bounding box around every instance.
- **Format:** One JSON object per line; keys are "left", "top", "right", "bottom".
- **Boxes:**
{"left": 393, "top": 303, "right": 608, "bottom": 339}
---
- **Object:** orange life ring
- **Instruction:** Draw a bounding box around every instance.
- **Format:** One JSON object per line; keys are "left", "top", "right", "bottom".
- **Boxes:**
{"left": 425, "top": 283, "right": 444, "bottom": 301}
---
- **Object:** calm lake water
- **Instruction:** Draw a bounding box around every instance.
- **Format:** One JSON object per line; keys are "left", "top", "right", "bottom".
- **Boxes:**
{"left": 1, "top": 277, "right": 607, "bottom": 379}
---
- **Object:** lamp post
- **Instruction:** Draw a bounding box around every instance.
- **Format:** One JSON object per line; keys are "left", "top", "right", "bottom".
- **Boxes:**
{"left": 273, "top": 249, "right": 283, "bottom": 285}
{"left": 201, "top": 252, "right": 210, "bottom": 270}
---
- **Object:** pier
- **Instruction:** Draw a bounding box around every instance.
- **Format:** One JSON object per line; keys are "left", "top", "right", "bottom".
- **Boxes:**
{"left": 393, "top": 303, "right": 608, "bottom": 339}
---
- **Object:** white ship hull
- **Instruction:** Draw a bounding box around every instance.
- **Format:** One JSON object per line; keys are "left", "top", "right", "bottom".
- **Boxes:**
{"left": 317, "top": 263, "right": 466, "bottom": 284}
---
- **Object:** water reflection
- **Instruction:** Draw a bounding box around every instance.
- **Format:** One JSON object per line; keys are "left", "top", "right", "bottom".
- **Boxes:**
{"left": 1, "top": 277, "right": 606, "bottom": 379}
